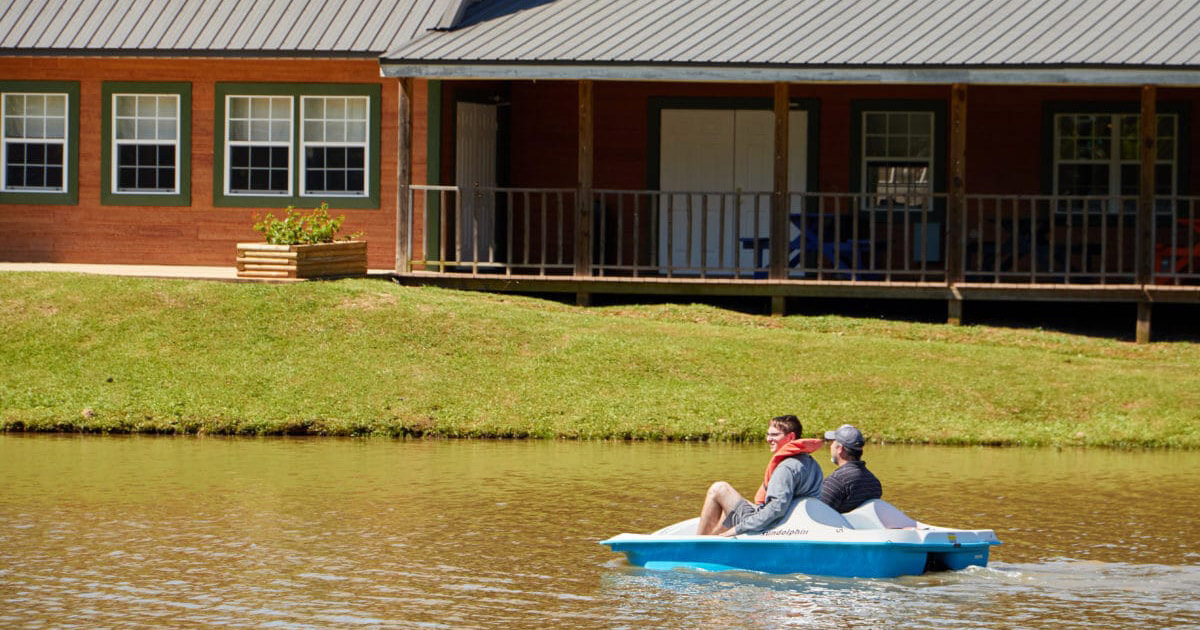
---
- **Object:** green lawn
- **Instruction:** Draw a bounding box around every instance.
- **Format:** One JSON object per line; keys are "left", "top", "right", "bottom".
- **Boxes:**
{"left": 1, "top": 272, "right": 1197, "bottom": 447}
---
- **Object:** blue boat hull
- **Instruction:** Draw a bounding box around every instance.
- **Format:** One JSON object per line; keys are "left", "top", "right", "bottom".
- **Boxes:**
{"left": 603, "top": 537, "right": 993, "bottom": 578}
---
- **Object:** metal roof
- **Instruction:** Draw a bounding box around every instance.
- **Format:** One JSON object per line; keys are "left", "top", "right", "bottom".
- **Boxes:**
{"left": 380, "top": 0, "right": 1200, "bottom": 84}
{"left": 0, "top": 0, "right": 455, "bottom": 55}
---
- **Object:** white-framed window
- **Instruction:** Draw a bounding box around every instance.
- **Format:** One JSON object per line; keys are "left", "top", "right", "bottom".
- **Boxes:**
{"left": 301, "top": 96, "right": 369, "bottom": 197}
{"left": 2, "top": 92, "right": 68, "bottom": 192}
{"left": 861, "top": 110, "right": 933, "bottom": 211}
{"left": 225, "top": 95, "right": 292, "bottom": 196}
{"left": 1053, "top": 112, "right": 1177, "bottom": 213}
{"left": 112, "top": 93, "right": 179, "bottom": 194}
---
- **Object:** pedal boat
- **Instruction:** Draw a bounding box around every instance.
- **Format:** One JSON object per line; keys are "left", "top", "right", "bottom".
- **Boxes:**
{"left": 600, "top": 498, "right": 1000, "bottom": 578}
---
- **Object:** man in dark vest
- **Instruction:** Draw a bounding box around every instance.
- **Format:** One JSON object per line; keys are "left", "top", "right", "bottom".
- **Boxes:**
{"left": 821, "top": 424, "right": 883, "bottom": 513}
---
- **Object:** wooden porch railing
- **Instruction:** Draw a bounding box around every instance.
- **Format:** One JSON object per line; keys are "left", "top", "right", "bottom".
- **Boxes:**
{"left": 404, "top": 185, "right": 1200, "bottom": 286}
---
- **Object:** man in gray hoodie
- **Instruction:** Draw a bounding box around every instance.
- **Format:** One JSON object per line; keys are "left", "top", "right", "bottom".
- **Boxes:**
{"left": 696, "top": 414, "right": 824, "bottom": 536}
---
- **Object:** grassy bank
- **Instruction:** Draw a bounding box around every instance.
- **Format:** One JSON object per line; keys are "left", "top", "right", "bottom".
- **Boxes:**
{"left": 1, "top": 272, "right": 1197, "bottom": 447}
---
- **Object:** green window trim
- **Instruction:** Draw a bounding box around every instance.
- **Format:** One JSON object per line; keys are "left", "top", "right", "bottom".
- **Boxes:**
{"left": 101, "top": 82, "right": 192, "bottom": 207}
{"left": 213, "top": 82, "right": 382, "bottom": 209}
{"left": 0, "top": 80, "right": 79, "bottom": 205}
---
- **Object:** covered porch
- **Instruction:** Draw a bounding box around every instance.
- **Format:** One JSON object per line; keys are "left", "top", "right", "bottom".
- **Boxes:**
{"left": 382, "top": 1, "right": 1200, "bottom": 341}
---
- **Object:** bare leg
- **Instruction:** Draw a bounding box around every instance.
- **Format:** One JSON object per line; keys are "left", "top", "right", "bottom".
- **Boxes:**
{"left": 697, "top": 481, "right": 747, "bottom": 535}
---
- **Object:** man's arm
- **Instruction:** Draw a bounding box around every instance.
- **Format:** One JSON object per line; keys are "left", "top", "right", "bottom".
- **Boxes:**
{"left": 732, "top": 459, "right": 802, "bottom": 534}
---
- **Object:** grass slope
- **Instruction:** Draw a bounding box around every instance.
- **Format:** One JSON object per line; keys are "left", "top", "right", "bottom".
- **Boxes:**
{"left": 1, "top": 272, "right": 1197, "bottom": 447}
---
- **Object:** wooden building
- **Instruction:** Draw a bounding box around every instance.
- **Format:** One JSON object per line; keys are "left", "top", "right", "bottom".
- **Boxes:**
{"left": 0, "top": 0, "right": 449, "bottom": 269}
{"left": 3, "top": 0, "right": 1199, "bottom": 339}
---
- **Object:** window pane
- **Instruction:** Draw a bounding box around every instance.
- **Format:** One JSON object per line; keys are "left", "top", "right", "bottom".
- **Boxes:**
{"left": 137, "top": 96, "right": 155, "bottom": 117}
{"left": 118, "top": 166, "right": 137, "bottom": 189}
{"left": 1057, "top": 164, "right": 1108, "bottom": 195}
{"left": 251, "top": 97, "right": 269, "bottom": 119}
{"left": 304, "top": 98, "right": 323, "bottom": 119}
{"left": 230, "top": 97, "right": 249, "bottom": 118}
{"left": 865, "top": 136, "right": 885, "bottom": 157}
{"left": 4, "top": 95, "right": 22, "bottom": 115}
{"left": 27, "top": 96, "right": 44, "bottom": 116}
{"left": 230, "top": 146, "right": 249, "bottom": 168}
{"left": 158, "top": 118, "right": 176, "bottom": 141}
{"left": 347, "top": 169, "right": 364, "bottom": 192}
{"left": 45, "top": 95, "right": 65, "bottom": 117}
{"left": 348, "top": 98, "right": 367, "bottom": 121}
{"left": 5, "top": 116, "right": 22, "bottom": 138}
{"left": 1157, "top": 138, "right": 1174, "bottom": 161}
{"left": 866, "top": 163, "right": 928, "bottom": 209}
{"left": 137, "top": 119, "right": 155, "bottom": 140}
{"left": 27, "top": 165, "right": 44, "bottom": 187}
{"left": 326, "top": 120, "right": 344, "bottom": 142}
{"left": 270, "top": 120, "right": 290, "bottom": 142}
{"left": 865, "top": 113, "right": 885, "bottom": 134}
{"left": 271, "top": 97, "right": 289, "bottom": 119}
{"left": 304, "top": 120, "right": 323, "bottom": 142}
{"left": 269, "top": 168, "right": 288, "bottom": 191}
{"left": 1157, "top": 114, "right": 1174, "bottom": 136}
{"left": 1119, "top": 164, "right": 1138, "bottom": 196}
{"left": 326, "top": 98, "right": 345, "bottom": 119}
{"left": 346, "top": 121, "right": 366, "bottom": 142}
{"left": 1057, "top": 116, "right": 1074, "bottom": 137}
{"left": 229, "top": 120, "right": 248, "bottom": 141}
{"left": 347, "top": 147, "right": 364, "bottom": 169}
{"left": 1154, "top": 164, "right": 1173, "bottom": 195}
{"left": 250, "top": 119, "right": 269, "bottom": 141}
{"left": 26, "top": 118, "right": 43, "bottom": 139}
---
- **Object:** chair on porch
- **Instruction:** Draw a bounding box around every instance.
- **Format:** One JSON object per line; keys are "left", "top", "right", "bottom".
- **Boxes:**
{"left": 1154, "top": 219, "right": 1200, "bottom": 283}
{"left": 739, "top": 214, "right": 875, "bottom": 279}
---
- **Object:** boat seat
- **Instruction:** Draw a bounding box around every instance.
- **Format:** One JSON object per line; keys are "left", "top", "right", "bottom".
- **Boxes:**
{"left": 772, "top": 497, "right": 853, "bottom": 531}
{"left": 842, "top": 499, "right": 917, "bottom": 530}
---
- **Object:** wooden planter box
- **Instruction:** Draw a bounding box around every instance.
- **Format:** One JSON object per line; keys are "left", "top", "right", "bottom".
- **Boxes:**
{"left": 236, "top": 241, "right": 367, "bottom": 279}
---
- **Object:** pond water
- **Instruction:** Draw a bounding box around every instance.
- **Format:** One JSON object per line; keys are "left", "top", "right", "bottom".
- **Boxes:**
{"left": 1, "top": 435, "right": 1198, "bottom": 628}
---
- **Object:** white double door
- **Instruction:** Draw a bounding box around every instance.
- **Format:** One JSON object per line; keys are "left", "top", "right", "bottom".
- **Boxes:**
{"left": 658, "top": 108, "right": 807, "bottom": 272}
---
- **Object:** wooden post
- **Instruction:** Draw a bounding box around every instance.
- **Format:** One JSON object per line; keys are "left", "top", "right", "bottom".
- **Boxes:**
{"left": 771, "top": 295, "right": 785, "bottom": 317}
{"left": 1137, "top": 85, "right": 1157, "bottom": 285}
{"left": 1137, "top": 300, "right": 1152, "bottom": 344}
{"left": 947, "top": 83, "right": 967, "bottom": 286}
{"left": 770, "top": 82, "right": 790, "bottom": 287}
{"left": 948, "top": 296, "right": 963, "bottom": 326}
{"left": 395, "top": 78, "right": 413, "bottom": 274}
{"left": 1136, "top": 85, "right": 1157, "bottom": 343}
{"left": 575, "top": 80, "right": 594, "bottom": 307}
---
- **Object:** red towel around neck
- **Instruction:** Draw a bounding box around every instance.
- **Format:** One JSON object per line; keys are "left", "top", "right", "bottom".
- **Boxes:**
{"left": 753, "top": 438, "right": 823, "bottom": 505}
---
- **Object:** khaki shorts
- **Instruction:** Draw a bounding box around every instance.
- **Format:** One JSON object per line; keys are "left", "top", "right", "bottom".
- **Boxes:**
{"left": 721, "top": 499, "right": 756, "bottom": 530}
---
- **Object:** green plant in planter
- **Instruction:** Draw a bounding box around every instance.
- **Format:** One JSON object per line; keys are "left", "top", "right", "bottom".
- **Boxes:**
{"left": 253, "top": 202, "right": 360, "bottom": 245}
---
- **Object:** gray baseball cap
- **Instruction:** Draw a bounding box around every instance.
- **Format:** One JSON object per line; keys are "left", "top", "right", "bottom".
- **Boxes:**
{"left": 824, "top": 424, "right": 865, "bottom": 451}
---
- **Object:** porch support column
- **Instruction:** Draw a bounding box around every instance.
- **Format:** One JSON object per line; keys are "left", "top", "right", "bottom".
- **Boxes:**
{"left": 1136, "top": 85, "right": 1157, "bottom": 343}
{"left": 575, "top": 79, "right": 594, "bottom": 306}
{"left": 770, "top": 82, "right": 790, "bottom": 316}
{"left": 395, "top": 78, "right": 413, "bottom": 274}
{"left": 947, "top": 83, "right": 968, "bottom": 325}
